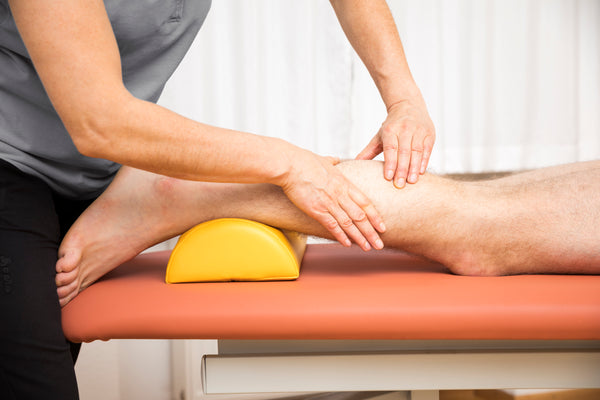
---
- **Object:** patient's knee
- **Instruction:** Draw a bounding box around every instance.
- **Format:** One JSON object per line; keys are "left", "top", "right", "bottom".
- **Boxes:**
{"left": 335, "top": 159, "right": 385, "bottom": 179}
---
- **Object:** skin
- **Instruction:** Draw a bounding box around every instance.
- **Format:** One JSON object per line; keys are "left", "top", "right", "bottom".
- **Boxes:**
{"left": 56, "top": 160, "right": 600, "bottom": 306}
{"left": 8, "top": 0, "right": 434, "bottom": 252}
{"left": 330, "top": 0, "right": 436, "bottom": 187}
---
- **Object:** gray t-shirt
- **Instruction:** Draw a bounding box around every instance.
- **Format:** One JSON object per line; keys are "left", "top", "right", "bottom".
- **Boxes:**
{"left": 0, "top": 0, "right": 211, "bottom": 199}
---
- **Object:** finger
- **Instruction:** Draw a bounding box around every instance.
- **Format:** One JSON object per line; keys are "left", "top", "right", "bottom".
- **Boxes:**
{"left": 328, "top": 202, "right": 372, "bottom": 251}
{"left": 318, "top": 212, "right": 352, "bottom": 248}
{"left": 347, "top": 186, "right": 386, "bottom": 234}
{"left": 338, "top": 195, "right": 380, "bottom": 251}
{"left": 339, "top": 194, "right": 385, "bottom": 251}
{"left": 407, "top": 149, "right": 423, "bottom": 184}
{"left": 55, "top": 268, "right": 78, "bottom": 287}
{"left": 381, "top": 131, "right": 399, "bottom": 182}
{"left": 394, "top": 133, "right": 413, "bottom": 188}
{"left": 407, "top": 134, "right": 424, "bottom": 184}
{"left": 421, "top": 135, "right": 435, "bottom": 174}
{"left": 356, "top": 135, "right": 382, "bottom": 160}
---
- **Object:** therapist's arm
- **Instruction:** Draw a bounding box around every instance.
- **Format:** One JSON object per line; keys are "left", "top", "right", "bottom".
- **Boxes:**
{"left": 330, "top": 0, "right": 435, "bottom": 188}
{"left": 8, "top": 0, "right": 386, "bottom": 251}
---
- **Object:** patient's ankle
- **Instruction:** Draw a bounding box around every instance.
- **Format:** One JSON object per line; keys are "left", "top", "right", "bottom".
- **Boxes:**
{"left": 446, "top": 251, "right": 507, "bottom": 276}
{"left": 421, "top": 182, "right": 508, "bottom": 277}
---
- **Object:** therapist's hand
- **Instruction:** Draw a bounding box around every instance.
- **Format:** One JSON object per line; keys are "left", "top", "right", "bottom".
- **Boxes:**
{"left": 356, "top": 96, "right": 435, "bottom": 188}
{"left": 280, "top": 150, "right": 385, "bottom": 251}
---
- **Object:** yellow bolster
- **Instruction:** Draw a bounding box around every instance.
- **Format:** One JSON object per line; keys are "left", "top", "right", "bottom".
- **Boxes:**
{"left": 165, "top": 218, "right": 307, "bottom": 283}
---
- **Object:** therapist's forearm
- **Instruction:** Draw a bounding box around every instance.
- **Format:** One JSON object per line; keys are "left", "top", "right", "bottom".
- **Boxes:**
{"left": 9, "top": 0, "right": 293, "bottom": 186}
{"left": 330, "top": 0, "right": 420, "bottom": 108}
{"left": 77, "top": 93, "right": 292, "bottom": 185}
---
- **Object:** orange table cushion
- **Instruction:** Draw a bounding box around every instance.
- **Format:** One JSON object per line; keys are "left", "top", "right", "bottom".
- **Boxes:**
{"left": 62, "top": 244, "right": 600, "bottom": 343}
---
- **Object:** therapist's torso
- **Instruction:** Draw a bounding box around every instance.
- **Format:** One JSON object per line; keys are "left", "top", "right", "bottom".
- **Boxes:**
{"left": 0, "top": 0, "right": 211, "bottom": 198}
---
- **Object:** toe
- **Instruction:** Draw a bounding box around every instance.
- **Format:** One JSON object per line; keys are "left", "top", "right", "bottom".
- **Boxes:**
{"left": 56, "top": 249, "right": 81, "bottom": 273}
{"left": 56, "top": 268, "right": 78, "bottom": 287}
{"left": 57, "top": 280, "right": 80, "bottom": 307}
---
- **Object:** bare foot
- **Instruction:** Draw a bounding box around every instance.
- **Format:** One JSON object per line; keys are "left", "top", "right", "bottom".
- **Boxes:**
{"left": 55, "top": 168, "right": 215, "bottom": 306}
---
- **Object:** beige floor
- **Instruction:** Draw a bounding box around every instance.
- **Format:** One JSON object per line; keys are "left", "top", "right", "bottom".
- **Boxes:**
{"left": 440, "top": 389, "right": 600, "bottom": 400}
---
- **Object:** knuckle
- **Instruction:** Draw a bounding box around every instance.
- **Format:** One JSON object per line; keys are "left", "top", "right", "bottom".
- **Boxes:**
{"left": 398, "top": 147, "right": 412, "bottom": 156}
{"left": 380, "top": 123, "right": 398, "bottom": 136}
{"left": 382, "top": 142, "right": 398, "bottom": 151}
{"left": 339, "top": 217, "right": 354, "bottom": 229}
{"left": 353, "top": 211, "right": 367, "bottom": 223}
{"left": 398, "top": 118, "right": 414, "bottom": 131}
{"left": 324, "top": 218, "right": 339, "bottom": 231}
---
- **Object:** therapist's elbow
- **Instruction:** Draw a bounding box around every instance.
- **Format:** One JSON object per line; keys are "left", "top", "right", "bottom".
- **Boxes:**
{"left": 65, "top": 91, "right": 133, "bottom": 160}
{"left": 68, "top": 118, "right": 111, "bottom": 159}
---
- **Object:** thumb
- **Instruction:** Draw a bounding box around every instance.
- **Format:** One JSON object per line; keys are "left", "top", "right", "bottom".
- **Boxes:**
{"left": 356, "top": 135, "right": 382, "bottom": 160}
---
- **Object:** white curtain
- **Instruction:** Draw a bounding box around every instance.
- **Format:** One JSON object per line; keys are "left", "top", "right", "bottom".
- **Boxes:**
{"left": 159, "top": 0, "right": 600, "bottom": 173}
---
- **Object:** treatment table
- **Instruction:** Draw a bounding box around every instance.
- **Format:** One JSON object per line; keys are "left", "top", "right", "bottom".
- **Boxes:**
{"left": 62, "top": 244, "right": 600, "bottom": 399}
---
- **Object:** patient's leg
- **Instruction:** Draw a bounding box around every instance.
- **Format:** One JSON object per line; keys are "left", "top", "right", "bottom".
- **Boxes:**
{"left": 480, "top": 160, "right": 600, "bottom": 187}
{"left": 56, "top": 161, "right": 457, "bottom": 305}
{"left": 183, "top": 160, "right": 600, "bottom": 276}
{"left": 56, "top": 160, "right": 600, "bottom": 306}
{"left": 463, "top": 160, "right": 600, "bottom": 275}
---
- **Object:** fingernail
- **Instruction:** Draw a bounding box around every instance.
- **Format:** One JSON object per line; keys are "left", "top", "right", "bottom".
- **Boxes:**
{"left": 379, "top": 222, "right": 386, "bottom": 232}
{"left": 345, "top": 239, "right": 352, "bottom": 247}
{"left": 393, "top": 178, "right": 405, "bottom": 188}
{"left": 409, "top": 173, "right": 418, "bottom": 183}
{"left": 375, "top": 238, "right": 384, "bottom": 250}
{"left": 363, "top": 242, "right": 371, "bottom": 251}
{"left": 385, "top": 170, "right": 394, "bottom": 180}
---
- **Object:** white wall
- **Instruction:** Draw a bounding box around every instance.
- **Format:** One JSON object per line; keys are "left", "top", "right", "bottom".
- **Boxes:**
{"left": 76, "top": 340, "right": 172, "bottom": 400}
{"left": 75, "top": 1, "right": 599, "bottom": 399}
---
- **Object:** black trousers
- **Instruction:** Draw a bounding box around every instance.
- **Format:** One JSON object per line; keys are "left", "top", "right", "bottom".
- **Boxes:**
{"left": 0, "top": 159, "right": 95, "bottom": 400}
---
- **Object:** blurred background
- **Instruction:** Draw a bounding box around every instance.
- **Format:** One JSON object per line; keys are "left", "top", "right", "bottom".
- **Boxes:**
{"left": 159, "top": 0, "right": 599, "bottom": 173}
{"left": 76, "top": 1, "right": 600, "bottom": 399}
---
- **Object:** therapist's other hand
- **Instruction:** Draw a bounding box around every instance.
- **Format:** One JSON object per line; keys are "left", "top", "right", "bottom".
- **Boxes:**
{"left": 356, "top": 97, "right": 435, "bottom": 188}
{"left": 281, "top": 151, "right": 385, "bottom": 251}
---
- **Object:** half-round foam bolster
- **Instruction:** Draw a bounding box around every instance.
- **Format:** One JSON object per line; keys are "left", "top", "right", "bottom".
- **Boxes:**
{"left": 165, "top": 218, "right": 307, "bottom": 283}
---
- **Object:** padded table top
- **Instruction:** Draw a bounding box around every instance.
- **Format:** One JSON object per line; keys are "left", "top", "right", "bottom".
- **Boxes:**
{"left": 62, "top": 244, "right": 600, "bottom": 343}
